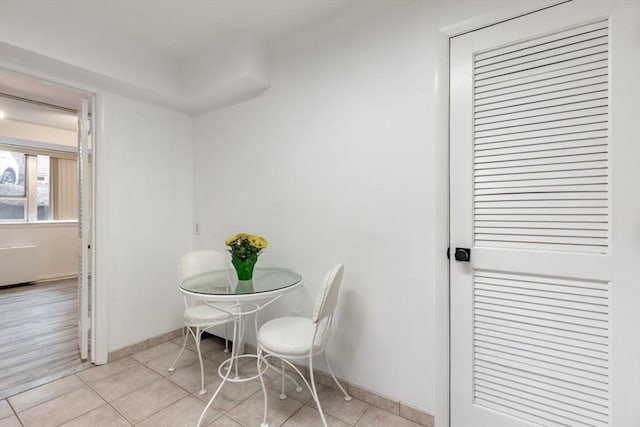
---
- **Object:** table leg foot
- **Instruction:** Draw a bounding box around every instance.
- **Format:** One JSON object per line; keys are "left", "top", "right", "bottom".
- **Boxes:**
{"left": 295, "top": 386, "right": 303, "bottom": 392}
{"left": 279, "top": 393, "right": 287, "bottom": 400}
{"left": 261, "top": 423, "right": 269, "bottom": 427}
{"left": 199, "top": 389, "right": 207, "bottom": 395}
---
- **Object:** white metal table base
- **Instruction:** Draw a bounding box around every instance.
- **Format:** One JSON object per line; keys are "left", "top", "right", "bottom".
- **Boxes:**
{"left": 196, "top": 299, "right": 301, "bottom": 427}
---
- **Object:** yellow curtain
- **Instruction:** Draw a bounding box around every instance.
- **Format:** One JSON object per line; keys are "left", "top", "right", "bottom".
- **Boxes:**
{"left": 50, "top": 157, "right": 78, "bottom": 220}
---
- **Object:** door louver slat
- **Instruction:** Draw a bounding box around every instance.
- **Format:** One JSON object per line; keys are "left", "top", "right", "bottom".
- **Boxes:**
{"left": 475, "top": 22, "right": 607, "bottom": 62}
{"left": 474, "top": 270, "right": 610, "bottom": 427}
{"left": 473, "top": 19, "right": 609, "bottom": 254}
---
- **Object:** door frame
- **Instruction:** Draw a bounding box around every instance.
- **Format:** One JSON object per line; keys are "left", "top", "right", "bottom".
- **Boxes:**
{"left": 0, "top": 65, "right": 108, "bottom": 365}
{"left": 435, "top": 1, "right": 569, "bottom": 425}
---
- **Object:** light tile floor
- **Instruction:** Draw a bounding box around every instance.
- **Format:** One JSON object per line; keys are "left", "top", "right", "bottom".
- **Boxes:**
{"left": 0, "top": 337, "right": 420, "bottom": 427}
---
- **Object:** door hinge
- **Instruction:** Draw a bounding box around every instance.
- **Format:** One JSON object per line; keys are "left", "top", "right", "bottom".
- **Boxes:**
{"left": 447, "top": 247, "right": 450, "bottom": 259}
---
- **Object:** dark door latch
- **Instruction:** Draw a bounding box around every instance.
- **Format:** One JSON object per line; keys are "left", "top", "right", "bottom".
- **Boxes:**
{"left": 454, "top": 247, "right": 471, "bottom": 262}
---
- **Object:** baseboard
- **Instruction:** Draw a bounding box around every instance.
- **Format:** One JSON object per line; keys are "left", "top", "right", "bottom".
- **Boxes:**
{"left": 244, "top": 343, "right": 434, "bottom": 426}
{"left": 35, "top": 272, "right": 78, "bottom": 283}
{"left": 107, "top": 328, "right": 183, "bottom": 362}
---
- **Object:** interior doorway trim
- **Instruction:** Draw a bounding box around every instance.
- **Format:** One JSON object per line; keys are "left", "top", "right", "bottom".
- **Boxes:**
{"left": 0, "top": 66, "right": 107, "bottom": 365}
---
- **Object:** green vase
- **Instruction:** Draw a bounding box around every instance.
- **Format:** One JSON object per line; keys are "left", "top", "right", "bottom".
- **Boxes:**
{"left": 231, "top": 253, "right": 258, "bottom": 280}
{"left": 235, "top": 279, "right": 254, "bottom": 294}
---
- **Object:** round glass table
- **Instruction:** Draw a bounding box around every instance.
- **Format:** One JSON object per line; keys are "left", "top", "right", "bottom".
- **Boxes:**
{"left": 180, "top": 267, "right": 302, "bottom": 301}
{"left": 181, "top": 267, "right": 303, "bottom": 427}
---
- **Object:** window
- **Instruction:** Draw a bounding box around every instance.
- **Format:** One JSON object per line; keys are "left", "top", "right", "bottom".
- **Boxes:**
{"left": 0, "top": 149, "right": 77, "bottom": 222}
{"left": 0, "top": 150, "right": 26, "bottom": 220}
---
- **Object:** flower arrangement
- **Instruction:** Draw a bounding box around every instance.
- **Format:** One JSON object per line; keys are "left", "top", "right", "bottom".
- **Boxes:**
{"left": 225, "top": 233, "right": 268, "bottom": 280}
{"left": 225, "top": 233, "right": 268, "bottom": 260}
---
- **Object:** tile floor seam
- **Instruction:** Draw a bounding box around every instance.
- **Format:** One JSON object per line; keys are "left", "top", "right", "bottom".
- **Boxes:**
{"left": 105, "top": 400, "right": 134, "bottom": 426}
{"left": 75, "top": 357, "right": 146, "bottom": 385}
{"left": 0, "top": 411, "right": 24, "bottom": 427}
{"left": 280, "top": 403, "right": 308, "bottom": 427}
{"left": 164, "top": 364, "right": 205, "bottom": 395}
{"left": 304, "top": 402, "right": 358, "bottom": 426}
{"left": 124, "top": 391, "right": 190, "bottom": 426}
{"left": 15, "top": 386, "right": 103, "bottom": 427}
{"left": 138, "top": 347, "right": 232, "bottom": 424}
{"left": 82, "top": 363, "right": 163, "bottom": 403}
{"left": 222, "top": 386, "right": 271, "bottom": 425}
{"left": 12, "top": 384, "right": 82, "bottom": 417}
{"left": 327, "top": 400, "right": 369, "bottom": 426}
{"left": 5, "top": 399, "right": 18, "bottom": 421}
{"left": 73, "top": 374, "right": 135, "bottom": 426}
{"left": 136, "top": 345, "right": 231, "bottom": 424}
{"left": 353, "top": 404, "right": 372, "bottom": 426}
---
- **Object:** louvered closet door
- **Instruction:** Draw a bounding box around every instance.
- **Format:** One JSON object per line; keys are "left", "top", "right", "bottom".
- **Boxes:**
{"left": 450, "top": 1, "right": 640, "bottom": 426}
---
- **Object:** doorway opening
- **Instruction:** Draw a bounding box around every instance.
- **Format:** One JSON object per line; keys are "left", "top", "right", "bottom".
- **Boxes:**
{"left": 0, "top": 69, "right": 95, "bottom": 398}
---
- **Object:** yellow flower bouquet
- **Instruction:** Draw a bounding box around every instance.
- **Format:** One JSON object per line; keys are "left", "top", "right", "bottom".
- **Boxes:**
{"left": 225, "top": 233, "right": 268, "bottom": 280}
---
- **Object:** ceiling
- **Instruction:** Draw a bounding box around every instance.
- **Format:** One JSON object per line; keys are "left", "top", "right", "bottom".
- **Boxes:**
{"left": 6, "top": 0, "right": 360, "bottom": 61}
{"left": 0, "top": 0, "right": 360, "bottom": 129}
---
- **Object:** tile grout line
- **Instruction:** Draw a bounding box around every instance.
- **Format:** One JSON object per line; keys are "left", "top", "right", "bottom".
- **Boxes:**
{"left": 74, "top": 372, "right": 134, "bottom": 426}
{"left": 353, "top": 404, "right": 372, "bottom": 426}
{"left": 78, "top": 355, "right": 214, "bottom": 426}
{"left": 4, "top": 397, "right": 24, "bottom": 427}
{"left": 107, "top": 341, "right": 230, "bottom": 426}
{"left": 76, "top": 363, "right": 180, "bottom": 426}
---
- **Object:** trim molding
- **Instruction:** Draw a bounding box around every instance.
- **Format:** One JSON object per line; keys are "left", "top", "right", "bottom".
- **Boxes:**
{"left": 245, "top": 343, "right": 434, "bottom": 426}
{"left": 107, "top": 328, "right": 183, "bottom": 362}
{"left": 35, "top": 272, "right": 77, "bottom": 283}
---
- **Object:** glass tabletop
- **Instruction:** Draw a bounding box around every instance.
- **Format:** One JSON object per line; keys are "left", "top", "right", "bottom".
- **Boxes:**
{"left": 180, "top": 267, "right": 302, "bottom": 298}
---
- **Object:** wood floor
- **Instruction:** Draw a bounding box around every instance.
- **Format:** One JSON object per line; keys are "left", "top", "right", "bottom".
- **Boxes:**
{"left": 0, "top": 280, "right": 91, "bottom": 400}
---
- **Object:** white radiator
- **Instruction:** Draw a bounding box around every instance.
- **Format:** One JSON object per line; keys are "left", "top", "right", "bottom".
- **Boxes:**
{"left": 0, "top": 245, "right": 38, "bottom": 286}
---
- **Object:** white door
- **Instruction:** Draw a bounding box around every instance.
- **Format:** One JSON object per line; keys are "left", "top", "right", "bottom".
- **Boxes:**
{"left": 450, "top": 1, "right": 640, "bottom": 426}
{"left": 77, "top": 97, "right": 90, "bottom": 360}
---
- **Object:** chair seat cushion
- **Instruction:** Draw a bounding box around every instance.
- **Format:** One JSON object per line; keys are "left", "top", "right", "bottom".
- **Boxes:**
{"left": 184, "top": 303, "right": 233, "bottom": 325}
{"left": 258, "top": 316, "right": 316, "bottom": 356}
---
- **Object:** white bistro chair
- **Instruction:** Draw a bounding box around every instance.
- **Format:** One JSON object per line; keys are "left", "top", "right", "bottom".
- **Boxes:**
{"left": 256, "top": 264, "right": 351, "bottom": 427}
{"left": 168, "top": 250, "right": 233, "bottom": 395}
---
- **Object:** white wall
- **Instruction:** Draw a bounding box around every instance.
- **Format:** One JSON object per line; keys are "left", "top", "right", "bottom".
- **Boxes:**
{"left": 191, "top": 0, "right": 503, "bottom": 416}
{"left": 98, "top": 92, "right": 194, "bottom": 352}
{"left": 0, "top": 222, "right": 77, "bottom": 281}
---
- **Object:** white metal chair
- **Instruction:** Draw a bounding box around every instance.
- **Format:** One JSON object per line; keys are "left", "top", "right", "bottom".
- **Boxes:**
{"left": 168, "top": 250, "right": 234, "bottom": 395}
{"left": 256, "top": 264, "right": 351, "bottom": 427}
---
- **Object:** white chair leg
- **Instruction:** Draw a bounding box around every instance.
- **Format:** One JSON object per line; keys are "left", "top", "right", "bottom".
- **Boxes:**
{"left": 194, "top": 327, "right": 207, "bottom": 395}
{"left": 323, "top": 351, "right": 351, "bottom": 401}
{"left": 197, "top": 348, "right": 233, "bottom": 427}
{"left": 257, "top": 348, "right": 270, "bottom": 427}
{"left": 224, "top": 323, "right": 230, "bottom": 353}
{"left": 308, "top": 354, "right": 329, "bottom": 427}
{"left": 280, "top": 359, "right": 287, "bottom": 400}
{"left": 168, "top": 325, "right": 188, "bottom": 372}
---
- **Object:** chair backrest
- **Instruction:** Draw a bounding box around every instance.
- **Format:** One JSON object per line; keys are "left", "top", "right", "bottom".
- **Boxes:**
{"left": 179, "top": 249, "right": 229, "bottom": 281}
{"left": 312, "top": 264, "right": 345, "bottom": 323}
